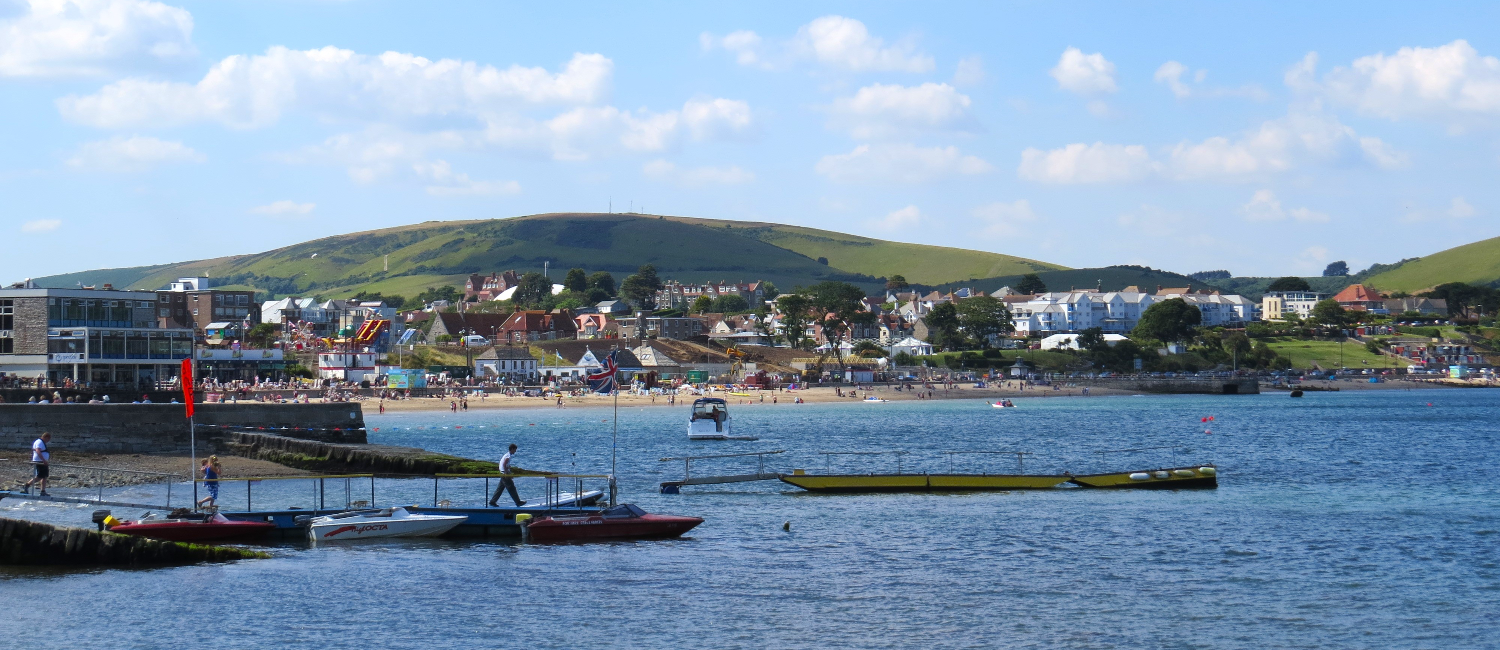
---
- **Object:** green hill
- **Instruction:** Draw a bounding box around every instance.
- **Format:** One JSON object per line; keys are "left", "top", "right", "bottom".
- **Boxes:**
{"left": 1366, "top": 235, "right": 1500, "bottom": 293}
{"left": 33, "top": 213, "right": 1065, "bottom": 300}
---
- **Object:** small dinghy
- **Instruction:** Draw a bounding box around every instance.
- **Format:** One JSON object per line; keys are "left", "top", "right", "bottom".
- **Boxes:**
{"left": 109, "top": 511, "right": 276, "bottom": 542}
{"left": 308, "top": 506, "right": 467, "bottom": 541}
{"left": 524, "top": 504, "right": 702, "bottom": 543}
{"left": 991, "top": 399, "right": 1016, "bottom": 408}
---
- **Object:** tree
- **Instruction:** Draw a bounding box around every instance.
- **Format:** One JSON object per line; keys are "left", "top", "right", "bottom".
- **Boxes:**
{"left": 852, "top": 340, "right": 883, "bottom": 357}
{"left": 886, "top": 275, "right": 909, "bottom": 291}
{"left": 620, "top": 264, "right": 663, "bottom": 310}
{"left": 587, "top": 271, "right": 617, "bottom": 303}
{"left": 689, "top": 295, "right": 713, "bottom": 314}
{"left": 247, "top": 323, "right": 280, "bottom": 348}
{"left": 564, "top": 268, "right": 589, "bottom": 293}
{"left": 1133, "top": 298, "right": 1202, "bottom": 343}
{"left": 1267, "top": 276, "right": 1311, "bottom": 292}
{"left": 512, "top": 272, "right": 553, "bottom": 310}
{"left": 1311, "top": 299, "right": 1348, "bottom": 328}
{"left": 955, "top": 296, "right": 1013, "bottom": 348}
{"left": 1076, "top": 327, "right": 1106, "bottom": 352}
{"left": 777, "top": 293, "right": 813, "bottom": 348}
{"left": 760, "top": 281, "right": 778, "bottom": 297}
{"left": 1322, "top": 261, "right": 1349, "bottom": 277}
{"left": 416, "top": 285, "right": 462, "bottom": 305}
{"left": 893, "top": 351, "right": 917, "bottom": 366}
{"left": 923, "top": 302, "right": 962, "bottom": 350}
{"left": 1016, "top": 273, "right": 1047, "bottom": 295}
{"left": 806, "top": 281, "right": 871, "bottom": 366}
{"left": 1422, "top": 282, "right": 1499, "bottom": 318}
{"left": 711, "top": 294, "right": 750, "bottom": 313}
{"left": 352, "top": 291, "right": 405, "bottom": 310}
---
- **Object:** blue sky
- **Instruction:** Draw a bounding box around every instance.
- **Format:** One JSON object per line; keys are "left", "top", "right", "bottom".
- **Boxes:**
{"left": 4, "top": 1, "right": 1500, "bottom": 283}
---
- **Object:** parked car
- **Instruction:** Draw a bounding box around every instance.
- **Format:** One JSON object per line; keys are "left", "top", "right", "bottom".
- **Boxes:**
{"left": 459, "top": 335, "right": 490, "bottom": 347}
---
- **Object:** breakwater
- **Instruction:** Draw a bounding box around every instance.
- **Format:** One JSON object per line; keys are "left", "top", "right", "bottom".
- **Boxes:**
{"left": 0, "top": 403, "right": 366, "bottom": 454}
{"left": 226, "top": 431, "right": 495, "bottom": 476}
{"left": 0, "top": 516, "right": 268, "bottom": 566}
{"left": 1083, "top": 376, "right": 1260, "bottom": 395}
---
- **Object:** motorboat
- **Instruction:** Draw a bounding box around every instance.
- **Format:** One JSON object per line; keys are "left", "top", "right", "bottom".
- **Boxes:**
{"left": 1069, "top": 465, "right": 1218, "bottom": 489}
{"left": 308, "top": 506, "right": 467, "bottom": 541}
{"left": 991, "top": 400, "right": 1016, "bottom": 408}
{"left": 108, "top": 511, "right": 277, "bottom": 542}
{"left": 688, "top": 397, "right": 733, "bottom": 440}
{"left": 524, "top": 503, "right": 703, "bottom": 542}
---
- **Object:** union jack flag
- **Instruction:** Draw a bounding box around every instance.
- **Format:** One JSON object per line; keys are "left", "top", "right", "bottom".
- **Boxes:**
{"left": 586, "top": 350, "right": 619, "bottom": 394}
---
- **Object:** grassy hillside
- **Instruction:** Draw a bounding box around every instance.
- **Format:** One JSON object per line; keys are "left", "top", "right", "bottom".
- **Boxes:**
{"left": 34, "top": 213, "right": 1062, "bottom": 300}
{"left": 923, "top": 265, "right": 1222, "bottom": 295}
{"left": 1366, "top": 235, "right": 1500, "bottom": 293}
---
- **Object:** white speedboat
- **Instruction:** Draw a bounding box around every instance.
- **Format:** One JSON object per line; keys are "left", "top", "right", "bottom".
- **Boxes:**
{"left": 309, "top": 507, "right": 467, "bottom": 541}
{"left": 688, "top": 397, "right": 733, "bottom": 440}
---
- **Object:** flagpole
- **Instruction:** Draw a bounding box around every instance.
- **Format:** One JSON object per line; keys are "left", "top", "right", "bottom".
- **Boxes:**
{"left": 610, "top": 377, "right": 618, "bottom": 507}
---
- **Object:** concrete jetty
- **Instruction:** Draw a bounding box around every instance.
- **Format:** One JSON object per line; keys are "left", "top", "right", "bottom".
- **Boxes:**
{"left": 0, "top": 516, "right": 268, "bottom": 566}
{"left": 226, "top": 431, "right": 496, "bottom": 476}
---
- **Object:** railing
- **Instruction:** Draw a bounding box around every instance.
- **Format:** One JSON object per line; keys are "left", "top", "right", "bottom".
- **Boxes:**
{"left": 940, "top": 450, "right": 1036, "bottom": 474}
{"left": 194, "top": 474, "right": 376, "bottom": 512}
{"left": 818, "top": 450, "right": 910, "bottom": 474}
{"left": 659, "top": 450, "right": 785, "bottom": 481}
{"left": 429, "top": 473, "right": 611, "bottom": 509}
{"left": 4, "top": 460, "right": 186, "bottom": 505}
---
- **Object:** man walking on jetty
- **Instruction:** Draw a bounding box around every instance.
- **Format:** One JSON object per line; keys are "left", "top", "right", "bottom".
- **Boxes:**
{"left": 489, "top": 443, "right": 527, "bottom": 507}
{"left": 19, "top": 432, "right": 51, "bottom": 496}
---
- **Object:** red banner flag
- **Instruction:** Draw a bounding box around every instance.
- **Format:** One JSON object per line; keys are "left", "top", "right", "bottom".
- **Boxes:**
{"left": 181, "top": 358, "right": 194, "bottom": 418}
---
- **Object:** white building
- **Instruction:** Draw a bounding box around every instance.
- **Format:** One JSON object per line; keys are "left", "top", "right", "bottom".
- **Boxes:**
{"left": 1155, "top": 290, "right": 1258, "bottom": 326}
{"left": 1040, "top": 333, "right": 1129, "bottom": 350}
{"left": 888, "top": 336, "right": 934, "bottom": 357}
{"left": 1010, "top": 289, "right": 1154, "bottom": 335}
{"left": 1261, "top": 291, "right": 1327, "bottom": 321}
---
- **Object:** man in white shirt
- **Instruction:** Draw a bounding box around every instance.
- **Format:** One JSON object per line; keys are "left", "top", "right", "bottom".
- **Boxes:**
{"left": 19, "top": 432, "right": 51, "bottom": 496}
{"left": 488, "top": 443, "right": 526, "bottom": 507}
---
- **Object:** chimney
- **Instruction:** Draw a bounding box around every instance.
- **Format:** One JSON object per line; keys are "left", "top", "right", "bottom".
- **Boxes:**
{"left": 1156, "top": 285, "right": 1162, "bottom": 293}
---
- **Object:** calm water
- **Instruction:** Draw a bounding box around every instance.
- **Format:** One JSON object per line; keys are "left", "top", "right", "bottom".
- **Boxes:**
{"left": 3, "top": 389, "right": 1498, "bottom": 649}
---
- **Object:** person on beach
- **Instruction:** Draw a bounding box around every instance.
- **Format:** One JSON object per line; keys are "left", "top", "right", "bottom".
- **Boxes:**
{"left": 489, "top": 443, "right": 527, "bottom": 507}
{"left": 18, "top": 432, "right": 51, "bottom": 496}
{"left": 197, "top": 456, "right": 222, "bottom": 508}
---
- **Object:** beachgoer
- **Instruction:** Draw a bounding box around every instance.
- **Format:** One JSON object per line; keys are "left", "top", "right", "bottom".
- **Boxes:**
{"left": 18, "top": 432, "right": 51, "bottom": 496}
{"left": 489, "top": 444, "right": 527, "bottom": 507}
{"left": 197, "top": 456, "right": 222, "bottom": 508}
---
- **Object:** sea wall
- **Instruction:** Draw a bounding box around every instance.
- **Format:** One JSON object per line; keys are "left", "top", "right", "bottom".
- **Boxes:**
{"left": 0, "top": 403, "right": 366, "bottom": 454}
{"left": 226, "top": 431, "right": 494, "bottom": 476}
{"left": 0, "top": 517, "right": 268, "bottom": 566}
{"left": 1084, "top": 377, "right": 1260, "bottom": 395}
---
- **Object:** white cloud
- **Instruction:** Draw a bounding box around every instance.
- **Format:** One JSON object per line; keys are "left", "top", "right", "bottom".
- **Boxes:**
{"left": 1448, "top": 196, "right": 1477, "bottom": 218}
{"left": 954, "top": 55, "right": 985, "bottom": 86}
{"left": 1154, "top": 60, "right": 1268, "bottom": 100}
{"left": 1167, "top": 111, "right": 1403, "bottom": 179}
{"left": 249, "top": 200, "right": 315, "bottom": 216}
{"left": 702, "top": 15, "right": 933, "bottom": 73}
{"left": 1241, "top": 190, "right": 1329, "bottom": 222}
{"left": 1156, "top": 61, "right": 1193, "bottom": 98}
{"left": 642, "top": 160, "right": 754, "bottom": 186}
{"left": 1050, "top": 47, "right": 1117, "bottom": 95}
{"left": 413, "top": 160, "right": 520, "bottom": 196}
{"left": 1300, "top": 245, "right": 1329, "bottom": 264}
{"left": 872, "top": 205, "right": 923, "bottom": 231}
{"left": 1018, "top": 142, "right": 1156, "bottom": 184}
{"left": 21, "top": 219, "right": 61, "bottom": 233}
{"left": 66, "top": 135, "right": 204, "bottom": 171}
{"left": 827, "top": 82, "right": 976, "bottom": 138}
{"left": 973, "top": 200, "right": 1038, "bottom": 238}
{"left": 59, "top": 47, "right": 614, "bottom": 129}
{"left": 0, "top": 0, "right": 195, "bottom": 77}
{"left": 816, "top": 143, "right": 992, "bottom": 183}
{"left": 1314, "top": 40, "right": 1500, "bottom": 126}
{"left": 681, "top": 97, "right": 753, "bottom": 140}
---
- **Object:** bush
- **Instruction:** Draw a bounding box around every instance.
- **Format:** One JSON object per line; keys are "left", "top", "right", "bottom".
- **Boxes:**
{"left": 981, "top": 348, "right": 1003, "bottom": 359}
{"left": 893, "top": 352, "right": 916, "bottom": 366}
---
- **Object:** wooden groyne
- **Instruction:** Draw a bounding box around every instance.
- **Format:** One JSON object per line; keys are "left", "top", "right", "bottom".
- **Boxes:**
{"left": 1083, "top": 376, "right": 1260, "bottom": 395}
{"left": 226, "top": 431, "right": 495, "bottom": 476}
{"left": 0, "top": 517, "right": 268, "bottom": 566}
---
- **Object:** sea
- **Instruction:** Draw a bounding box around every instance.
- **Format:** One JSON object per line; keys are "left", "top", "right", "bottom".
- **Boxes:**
{"left": 2, "top": 388, "right": 1497, "bottom": 649}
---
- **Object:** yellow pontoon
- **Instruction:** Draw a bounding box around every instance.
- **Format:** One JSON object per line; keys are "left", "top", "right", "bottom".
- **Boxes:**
{"left": 1069, "top": 465, "right": 1217, "bottom": 489}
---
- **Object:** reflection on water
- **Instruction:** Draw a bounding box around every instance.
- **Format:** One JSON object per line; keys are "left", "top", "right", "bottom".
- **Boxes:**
{"left": 3, "top": 390, "right": 1499, "bottom": 649}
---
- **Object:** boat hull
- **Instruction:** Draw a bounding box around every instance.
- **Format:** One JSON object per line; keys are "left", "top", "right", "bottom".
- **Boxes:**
{"left": 310, "top": 508, "right": 469, "bottom": 541}
{"left": 1069, "top": 466, "right": 1218, "bottom": 489}
{"left": 526, "top": 513, "right": 703, "bottom": 542}
{"left": 778, "top": 473, "right": 1070, "bottom": 493}
{"left": 110, "top": 519, "right": 276, "bottom": 542}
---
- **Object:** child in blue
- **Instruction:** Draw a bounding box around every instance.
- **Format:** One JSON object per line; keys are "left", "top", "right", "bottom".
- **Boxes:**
{"left": 197, "top": 456, "right": 222, "bottom": 509}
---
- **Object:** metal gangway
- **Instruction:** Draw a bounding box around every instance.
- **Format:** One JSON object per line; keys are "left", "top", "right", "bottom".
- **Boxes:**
{"left": 659, "top": 450, "right": 785, "bottom": 494}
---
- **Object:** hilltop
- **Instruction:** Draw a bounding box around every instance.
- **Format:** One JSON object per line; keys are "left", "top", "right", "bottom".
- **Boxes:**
{"left": 32, "top": 213, "right": 1064, "bottom": 298}
{"left": 1365, "top": 235, "right": 1500, "bottom": 293}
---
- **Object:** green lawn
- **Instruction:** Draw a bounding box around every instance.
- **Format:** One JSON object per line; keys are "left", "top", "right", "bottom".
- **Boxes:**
{"left": 1262, "top": 338, "right": 1400, "bottom": 370}
{"left": 1367, "top": 234, "right": 1500, "bottom": 293}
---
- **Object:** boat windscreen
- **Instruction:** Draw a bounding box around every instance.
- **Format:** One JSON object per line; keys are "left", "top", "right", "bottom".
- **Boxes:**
{"left": 603, "top": 504, "right": 646, "bottom": 518}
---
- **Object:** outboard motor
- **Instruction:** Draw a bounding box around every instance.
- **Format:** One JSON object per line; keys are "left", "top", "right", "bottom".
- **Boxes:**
{"left": 92, "top": 509, "right": 112, "bottom": 532}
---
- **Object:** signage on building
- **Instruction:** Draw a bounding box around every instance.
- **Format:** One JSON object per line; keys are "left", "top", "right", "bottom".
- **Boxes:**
{"left": 50, "top": 353, "right": 85, "bottom": 362}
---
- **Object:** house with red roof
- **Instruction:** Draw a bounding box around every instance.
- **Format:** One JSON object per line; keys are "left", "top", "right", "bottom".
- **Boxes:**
{"left": 1333, "top": 284, "right": 1387, "bottom": 313}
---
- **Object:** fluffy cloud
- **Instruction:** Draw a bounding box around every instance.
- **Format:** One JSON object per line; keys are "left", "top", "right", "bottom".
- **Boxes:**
{"left": 413, "top": 160, "right": 520, "bottom": 196}
{"left": 21, "top": 219, "right": 61, "bottom": 233}
{"left": 1449, "top": 196, "right": 1477, "bottom": 218}
{"left": 681, "top": 98, "right": 753, "bottom": 140}
{"left": 1240, "top": 190, "right": 1329, "bottom": 222}
{"left": 642, "top": 160, "right": 754, "bottom": 186}
{"left": 973, "top": 200, "right": 1038, "bottom": 238}
{"left": 66, "top": 135, "right": 204, "bottom": 171}
{"left": 702, "top": 15, "right": 933, "bottom": 73}
{"left": 827, "top": 82, "right": 976, "bottom": 138}
{"left": 1312, "top": 40, "right": 1500, "bottom": 126}
{"left": 249, "top": 200, "right": 315, "bottom": 216}
{"left": 953, "top": 55, "right": 985, "bottom": 86}
{"left": 0, "top": 0, "right": 194, "bottom": 77}
{"left": 1021, "top": 112, "right": 1404, "bottom": 183}
{"left": 1018, "top": 142, "right": 1155, "bottom": 184}
{"left": 1154, "top": 61, "right": 1267, "bottom": 100}
{"left": 816, "top": 143, "right": 992, "bottom": 183}
{"left": 59, "top": 47, "right": 614, "bottom": 129}
{"left": 872, "top": 205, "right": 923, "bottom": 231}
{"left": 1050, "top": 48, "right": 1117, "bottom": 94}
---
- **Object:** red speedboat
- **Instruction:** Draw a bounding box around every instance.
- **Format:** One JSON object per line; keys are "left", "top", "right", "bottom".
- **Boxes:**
{"left": 525, "top": 504, "right": 702, "bottom": 542}
{"left": 109, "top": 512, "right": 276, "bottom": 542}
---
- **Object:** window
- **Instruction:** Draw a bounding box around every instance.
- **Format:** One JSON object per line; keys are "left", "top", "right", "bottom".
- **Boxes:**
{"left": 0, "top": 339, "right": 10, "bottom": 353}
{"left": 237, "top": 295, "right": 248, "bottom": 306}
{"left": 214, "top": 294, "right": 223, "bottom": 304}
{"left": 0, "top": 299, "right": 11, "bottom": 330}
{"left": 160, "top": 308, "right": 170, "bottom": 317}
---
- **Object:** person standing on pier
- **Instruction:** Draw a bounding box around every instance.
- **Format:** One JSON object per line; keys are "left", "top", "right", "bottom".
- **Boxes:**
{"left": 197, "top": 456, "right": 222, "bottom": 509}
{"left": 18, "top": 432, "right": 50, "bottom": 496}
{"left": 489, "top": 443, "right": 527, "bottom": 507}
